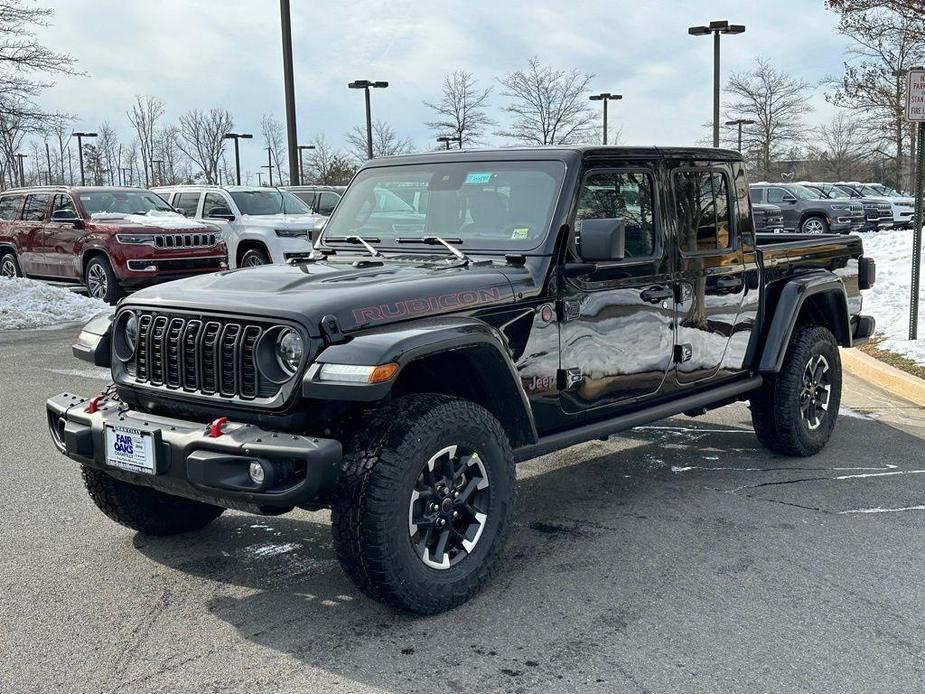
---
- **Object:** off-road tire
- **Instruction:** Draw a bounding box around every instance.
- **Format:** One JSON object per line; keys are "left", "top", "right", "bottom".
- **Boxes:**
{"left": 240, "top": 247, "right": 270, "bottom": 267}
{"left": 750, "top": 325, "right": 841, "bottom": 456}
{"left": 84, "top": 255, "right": 124, "bottom": 305}
{"left": 0, "top": 250, "right": 22, "bottom": 278}
{"left": 82, "top": 467, "right": 225, "bottom": 535}
{"left": 801, "top": 215, "right": 829, "bottom": 234}
{"left": 330, "top": 394, "right": 515, "bottom": 614}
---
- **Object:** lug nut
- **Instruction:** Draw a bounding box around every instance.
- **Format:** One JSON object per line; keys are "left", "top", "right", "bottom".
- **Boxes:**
{"left": 452, "top": 511, "right": 459, "bottom": 519}
{"left": 436, "top": 518, "right": 446, "bottom": 528}
{"left": 451, "top": 490, "right": 459, "bottom": 499}
{"left": 430, "top": 502, "right": 439, "bottom": 512}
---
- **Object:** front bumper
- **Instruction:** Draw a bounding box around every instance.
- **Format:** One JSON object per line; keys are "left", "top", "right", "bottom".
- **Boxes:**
{"left": 46, "top": 391, "right": 342, "bottom": 513}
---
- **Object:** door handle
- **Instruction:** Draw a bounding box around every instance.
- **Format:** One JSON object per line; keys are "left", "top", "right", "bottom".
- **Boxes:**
{"left": 640, "top": 285, "right": 673, "bottom": 304}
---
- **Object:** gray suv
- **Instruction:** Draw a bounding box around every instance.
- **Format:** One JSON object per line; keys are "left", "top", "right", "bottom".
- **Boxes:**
{"left": 749, "top": 183, "right": 864, "bottom": 234}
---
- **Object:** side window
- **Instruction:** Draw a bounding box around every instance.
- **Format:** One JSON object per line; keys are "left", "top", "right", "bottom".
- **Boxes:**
{"left": 22, "top": 194, "right": 50, "bottom": 222}
{"left": 0, "top": 195, "right": 24, "bottom": 220}
{"left": 51, "top": 194, "right": 77, "bottom": 219}
{"left": 174, "top": 192, "right": 201, "bottom": 217}
{"left": 766, "top": 187, "right": 788, "bottom": 204}
{"left": 749, "top": 189, "right": 763, "bottom": 204}
{"left": 203, "top": 192, "right": 231, "bottom": 217}
{"left": 575, "top": 170, "right": 657, "bottom": 260}
{"left": 317, "top": 192, "right": 340, "bottom": 215}
{"left": 673, "top": 170, "right": 732, "bottom": 253}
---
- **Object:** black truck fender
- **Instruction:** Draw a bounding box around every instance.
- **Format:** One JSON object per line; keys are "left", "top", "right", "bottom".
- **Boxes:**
{"left": 757, "top": 271, "right": 852, "bottom": 373}
{"left": 302, "top": 316, "right": 539, "bottom": 448}
{"left": 71, "top": 313, "right": 114, "bottom": 367}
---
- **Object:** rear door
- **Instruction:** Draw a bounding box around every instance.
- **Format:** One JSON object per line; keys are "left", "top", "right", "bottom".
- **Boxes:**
{"left": 44, "top": 194, "right": 83, "bottom": 278}
{"left": 558, "top": 160, "right": 675, "bottom": 414}
{"left": 17, "top": 193, "right": 50, "bottom": 275}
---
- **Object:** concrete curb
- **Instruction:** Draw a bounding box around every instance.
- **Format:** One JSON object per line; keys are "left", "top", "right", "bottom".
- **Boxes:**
{"left": 840, "top": 347, "right": 925, "bottom": 407}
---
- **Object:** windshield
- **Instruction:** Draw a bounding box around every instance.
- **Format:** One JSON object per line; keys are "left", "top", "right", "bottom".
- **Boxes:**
{"left": 784, "top": 185, "right": 820, "bottom": 201}
{"left": 79, "top": 190, "right": 173, "bottom": 215}
{"left": 858, "top": 184, "right": 886, "bottom": 197}
{"left": 834, "top": 185, "right": 862, "bottom": 198}
{"left": 871, "top": 184, "right": 900, "bottom": 196}
{"left": 229, "top": 189, "right": 311, "bottom": 216}
{"left": 320, "top": 160, "right": 566, "bottom": 251}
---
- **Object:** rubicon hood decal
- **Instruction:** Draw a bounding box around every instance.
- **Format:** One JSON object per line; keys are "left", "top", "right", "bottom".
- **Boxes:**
{"left": 353, "top": 287, "right": 504, "bottom": 325}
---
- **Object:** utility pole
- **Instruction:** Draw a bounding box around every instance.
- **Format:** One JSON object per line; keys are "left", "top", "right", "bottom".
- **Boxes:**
{"left": 588, "top": 93, "right": 623, "bottom": 145}
{"left": 279, "top": 0, "right": 300, "bottom": 185}
{"left": 224, "top": 132, "right": 253, "bottom": 185}
{"left": 45, "top": 141, "right": 52, "bottom": 185}
{"left": 15, "top": 153, "right": 27, "bottom": 186}
{"left": 689, "top": 21, "right": 745, "bottom": 147}
{"left": 348, "top": 80, "right": 389, "bottom": 159}
{"left": 266, "top": 147, "right": 274, "bottom": 186}
{"left": 72, "top": 131, "right": 98, "bottom": 185}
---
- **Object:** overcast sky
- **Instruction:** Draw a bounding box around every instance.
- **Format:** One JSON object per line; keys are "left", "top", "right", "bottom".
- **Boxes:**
{"left": 36, "top": 0, "right": 853, "bottom": 182}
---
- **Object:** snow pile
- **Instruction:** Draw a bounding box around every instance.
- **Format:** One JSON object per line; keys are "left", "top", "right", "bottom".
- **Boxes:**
{"left": 857, "top": 227, "right": 925, "bottom": 364}
{"left": 0, "top": 277, "right": 110, "bottom": 330}
{"left": 90, "top": 210, "right": 206, "bottom": 230}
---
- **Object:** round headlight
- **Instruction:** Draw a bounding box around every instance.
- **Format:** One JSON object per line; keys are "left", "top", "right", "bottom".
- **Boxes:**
{"left": 125, "top": 312, "right": 139, "bottom": 352}
{"left": 275, "top": 329, "right": 304, "bottom": 374}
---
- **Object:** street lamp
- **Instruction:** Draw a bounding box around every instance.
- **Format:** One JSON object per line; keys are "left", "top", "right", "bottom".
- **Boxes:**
{"left": 72, "top": 131, "right": 98, "bottom": 185}
{"left": 436, "top": 135, "right": 462, "bottom": 150}
{"left": 348, "top": 79, "right": 389, "bottom": 159}
{"left": 688, "top": 20, "right": 745, "bottom": 147}
{"left": 15, "top": 153, "right": 27, "bottom": 186}
{"left": 588, "top": 93, "right": 623, "bottom": 145}
{"left": 724, "top": 118, "right": 755, "bottom": 152}
{"left": 279, "top": 0, "right": 300, "bottom": 185}
{"left": 297, "top": 144, "right": 316, "bottom": 182}
{"left": 265, "top": 147, "right": 275, "bottom": 186}
{"left": 224, "top": 132, "right": 253, "bottom": 185}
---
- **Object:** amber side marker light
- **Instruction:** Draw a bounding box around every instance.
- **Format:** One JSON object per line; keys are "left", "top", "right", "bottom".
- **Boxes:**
{"left": 368, "top": 363, "right": 400, "bottom": 383}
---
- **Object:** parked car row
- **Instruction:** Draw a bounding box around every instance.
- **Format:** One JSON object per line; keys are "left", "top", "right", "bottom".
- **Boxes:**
{"left": 798, "top": 181, "right": 915, "bottom": 230}
{"left": 0, "top": 184, "right": 328, "bottom": 303}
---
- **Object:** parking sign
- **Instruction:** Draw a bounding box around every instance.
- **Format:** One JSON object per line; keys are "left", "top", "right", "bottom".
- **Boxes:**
{"left": 908, "top": 69, "right": 925, "bottom": 122}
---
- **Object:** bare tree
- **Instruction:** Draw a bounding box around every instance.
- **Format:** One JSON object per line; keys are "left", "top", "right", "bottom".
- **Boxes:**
{"left": 260, "top": 114, "right": 286, "bottom": 185}
{"left": 155, "top": 124, "right": 189, "bottom": 185}
{"left": 176, "top": 108, "right": 232, "bottom": 183}
{"left": 825, "top": 2, "right": 925, "bottom": 190}
{"left": 345, "top": 120, "right": 413, "bottom": 162}
{"left": 96, "top": 122, "right": 119, "bottom": 185}
{"left": 807, "top": 111, "right": 878, "bottom": 180}
{"left": 724, "top": 58, "right": 814, "bottom": 179}
{"left": 126, "top": 95, "right": 165, "bottom": 187}
{"left": 424, "top": 70, "right": 494, "bottom": 148}
{"left": 304, "top": 133, "right": 356, "bottom": 185}
{"left": 0, "top": 113, "right": 28, "bottom": 186}
{"left": 497, "top": 57, "right": 596, "bottom": 145}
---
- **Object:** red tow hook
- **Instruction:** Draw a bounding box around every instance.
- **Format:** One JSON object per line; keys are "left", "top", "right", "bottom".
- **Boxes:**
{"left": 86, "top": 395, "right": 105, "bottom": 414}
{"left": 208, "top": 417, "right": 229, "bottom": 438}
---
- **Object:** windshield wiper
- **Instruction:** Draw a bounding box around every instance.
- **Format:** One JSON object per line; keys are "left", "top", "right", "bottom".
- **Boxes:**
{"left": 326, "top": 235, "right": 382, "bottom": 257}
{"left": 396, "top": 236, "right": 468, "bottom": 264}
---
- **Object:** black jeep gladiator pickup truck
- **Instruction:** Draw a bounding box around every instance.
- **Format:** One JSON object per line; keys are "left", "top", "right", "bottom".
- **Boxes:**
{"left": 47, "top": 146, "right": 876, "bottom": 614}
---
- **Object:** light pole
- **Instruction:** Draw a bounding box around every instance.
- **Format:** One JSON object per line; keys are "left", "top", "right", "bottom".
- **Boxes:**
{"left": 257, "top": 171, "right": 264, "bottom": 186}
{"left": 724, "top": 118, "right": 755, "bottom": 152}
{"left": 689, "top": 20, "right": 745, "bottom": 148}
{"left": 348, "top": 79, "right": 389, "bottom": 159}
{"left": 588, "top": 93, "right": 623, "bottom": 145}
{"left": 279, "top": 0, "right": 300, "bottom": 185}
{"left": 265, "top": 147, "right": 274, "bottom": 186}
{"left": 436, "top": 135, "right": 462, "bottom": 150}
{"left": 15, "top": 153, "right": 27, "bottom": 186}
{"left": 224, "top": 132, "right": 253, "bottom": 185}
{"left": 151, "top": 158, "right": 164, "bottom": 186}
{"left": 72, "top": 131, "right": 98, "bottom": 185}
{"left": 297, "top": 144, "right": 316, "bottom": 182}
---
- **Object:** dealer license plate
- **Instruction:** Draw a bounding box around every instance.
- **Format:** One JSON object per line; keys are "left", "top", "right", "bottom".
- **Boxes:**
{"left": 105, "top": 425, "right": 155, "bottom": 475}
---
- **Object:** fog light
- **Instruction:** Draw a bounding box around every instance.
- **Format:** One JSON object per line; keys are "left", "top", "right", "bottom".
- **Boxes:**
{"left": 248, "top": 460, "right": 266, "bottom": 485}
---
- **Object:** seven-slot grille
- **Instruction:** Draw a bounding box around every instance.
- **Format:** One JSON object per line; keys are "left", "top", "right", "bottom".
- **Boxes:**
{"left": 152, "top": 233, "right": 218, "bottom": 249}
{"left": 131, "top": 312, "right": 277, "bottom": 400}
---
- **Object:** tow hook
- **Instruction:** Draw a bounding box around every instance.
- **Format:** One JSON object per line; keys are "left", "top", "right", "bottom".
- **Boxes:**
{"left": 208, "top": 417, "right": 228, "bottom": 438}
{"left": 86, "top": 394, "right": 105, "bottom": 414}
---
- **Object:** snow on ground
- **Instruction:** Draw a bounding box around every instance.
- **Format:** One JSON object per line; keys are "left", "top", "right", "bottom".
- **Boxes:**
{"left": 0, "top": 277, "right": 110, "bottom": 330}
{"left": 856, "top": 227, "right": 925, "bottom": 365}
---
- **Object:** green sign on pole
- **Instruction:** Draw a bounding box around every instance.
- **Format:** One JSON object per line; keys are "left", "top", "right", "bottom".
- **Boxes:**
{"left": 907, "top": 68, "right": 925, "bottom": 340}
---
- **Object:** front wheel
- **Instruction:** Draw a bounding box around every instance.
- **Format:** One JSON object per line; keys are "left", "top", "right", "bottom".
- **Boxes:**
{"left": 330, "top": 394, "right": 515, "bottom": 614}
{"left": 84, "top": 255, "right": 124, "bottom": 305}
{"left": 750, "top": 325, "right": 842, "bottom": 456}
{"left": 801, "top": 216, "right": 829, "bottom": 234}
{"left": 0, "top": 251, "right": 22, "bottom": 278}
{"left": 240, "top": 247, "right": 270, "bottom": 267}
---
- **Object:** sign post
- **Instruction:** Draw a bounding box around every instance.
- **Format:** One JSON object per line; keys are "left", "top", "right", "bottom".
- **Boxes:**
{"left": 906, "top": 68, "right": 925, "bottom": 339}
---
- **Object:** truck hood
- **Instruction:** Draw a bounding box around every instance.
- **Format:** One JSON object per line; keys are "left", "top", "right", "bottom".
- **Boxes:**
{"left": 239, "top": 213, "right": 322, "bottom": 229}
{"left": 88, "top": 210, "right": 215, "bottom": 232}
{"left": 123, "top": 256, "right": 519, "bottom": 336}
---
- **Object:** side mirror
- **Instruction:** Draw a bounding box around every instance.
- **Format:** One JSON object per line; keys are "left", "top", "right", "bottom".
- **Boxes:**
{"left": 578, "top": 217, "right": 625, "bottom": 262}
{"left": 782, "top": 195, "right": 797, "bottom": 203}
{"left": 51, "top": 209, "right": 83, "bottom": 226}
{"left": 206, "top": 207, "right": 235, "bottom": 221}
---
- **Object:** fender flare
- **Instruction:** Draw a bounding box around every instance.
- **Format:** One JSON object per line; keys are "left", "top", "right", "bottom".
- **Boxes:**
{"left": 302, "top": 316, "right": 539, "bottom": 446}
{"left": 757, "top": 271, "right": 851, "bottom": 373}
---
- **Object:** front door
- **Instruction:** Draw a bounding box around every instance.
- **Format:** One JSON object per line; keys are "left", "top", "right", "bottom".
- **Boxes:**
{"left": 17, "top": 193, "right": 50, "bottom": 275}
{"left": 559, "top": 163, "right": 674, "bottom": 415}
{"left": 43, "top": 194, "right": 83, "bottom": 278}
{"left": 669, "top": 164, "right": 751, "bottom": 384}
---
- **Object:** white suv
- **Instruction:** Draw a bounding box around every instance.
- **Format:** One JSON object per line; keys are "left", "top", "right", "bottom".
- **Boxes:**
{"left": 152, "top": 185, "right": 322, "bottom": 267}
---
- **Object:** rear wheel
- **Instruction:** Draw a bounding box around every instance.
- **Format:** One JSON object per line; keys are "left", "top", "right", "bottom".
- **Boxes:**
{"left": 330, "top": 394, "right": 515, "bottom": 614}
{"left": 801, "top": 216, "right": 829, "bottom": 234}
{"left": 240, "top": 247, "right": 270, "bottom": 267}
{"left": 82, "top": 467, "right": 225, "bottom": 535}
{"left": 84, "top": 255, "right": 124, "bottom": 305}
{"left": 750, "top": 325, "right": 841, "bottom": 456}
{"left": 0, "top": 251, "right": 22, "bottom": 278}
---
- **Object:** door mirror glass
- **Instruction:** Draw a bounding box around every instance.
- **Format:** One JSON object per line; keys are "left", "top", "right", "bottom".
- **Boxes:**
{"left": 51, "top": 208, "right": 80, "bottom": 222}
{"left": 782, "top": 194, "right": 797, "bottom": 203}
{"left": 578, "top": 218, "right": 625, "bottom": 261}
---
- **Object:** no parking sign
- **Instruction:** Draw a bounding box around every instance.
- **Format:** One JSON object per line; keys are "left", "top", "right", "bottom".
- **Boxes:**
{"left": 908, "top": 68, "right": 925, "bottom": 339}
{"left": 907, "top": 69, "right": 925, "bottom": 122}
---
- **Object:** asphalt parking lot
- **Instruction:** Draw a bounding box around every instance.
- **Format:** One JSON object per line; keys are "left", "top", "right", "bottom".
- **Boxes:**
{"left": 3, "top": 325, "right": 925, "bottom": 693}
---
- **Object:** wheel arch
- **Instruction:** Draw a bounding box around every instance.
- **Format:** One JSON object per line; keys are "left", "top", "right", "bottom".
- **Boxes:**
{"left": 81, "top": 247, "right": 111, "bottom": 276}
{"left": 236, "top": 238, "right": 271, "bottom": 266}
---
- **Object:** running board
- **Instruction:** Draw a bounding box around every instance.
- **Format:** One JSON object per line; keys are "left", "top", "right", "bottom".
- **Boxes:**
{"left": 513, "top": 376, "right": 763, "bottom": 462}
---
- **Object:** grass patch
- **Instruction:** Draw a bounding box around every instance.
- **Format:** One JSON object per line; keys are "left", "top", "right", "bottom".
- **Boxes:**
{"left": 857, "top": 338, "right": 925, "bottom": 380}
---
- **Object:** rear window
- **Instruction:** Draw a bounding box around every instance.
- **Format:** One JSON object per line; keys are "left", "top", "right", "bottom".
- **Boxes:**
{"left": 22, "top": 194, "right": 49, "bottom": 221}
{"left": 673, "top": 170, "right": 732, "bottom": 253}
{"left": 0, "top": 195, "right": 24, "bottom": 220}
{"left": 173, "top": 192, "right": 201, "bottom": 217}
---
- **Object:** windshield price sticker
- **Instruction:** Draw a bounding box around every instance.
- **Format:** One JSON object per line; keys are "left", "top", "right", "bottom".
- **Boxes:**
{"left": 465, "top": 172, "right": 493, "bottom": 184}
{"left": 907, "top": 69, "right": 925, "bottom": 122}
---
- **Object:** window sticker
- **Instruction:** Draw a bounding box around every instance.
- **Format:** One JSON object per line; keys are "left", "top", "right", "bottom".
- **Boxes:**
{"left": 511, "top": 227, "right": 530, "bottom": 239}
{"left": 465, "top": 172, "right": 493, "bottom": 184}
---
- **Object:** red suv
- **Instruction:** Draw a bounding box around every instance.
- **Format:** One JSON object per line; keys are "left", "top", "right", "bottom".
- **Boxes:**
{"left": 0, "top": 186, "right": 227, "bottom": 304}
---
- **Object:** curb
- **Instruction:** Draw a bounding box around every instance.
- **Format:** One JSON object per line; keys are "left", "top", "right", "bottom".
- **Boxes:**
{"left": 840, "top": 347, "right": 925, "bottom": 407}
